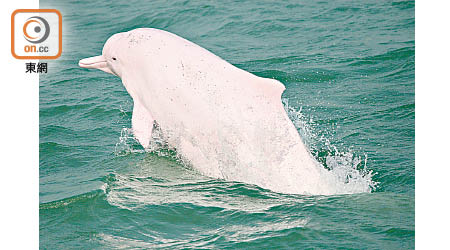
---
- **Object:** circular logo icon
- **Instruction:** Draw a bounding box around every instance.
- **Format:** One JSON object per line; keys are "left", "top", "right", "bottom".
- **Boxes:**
{"left": 23, "top": 16, "right": 50, "bottom": 44}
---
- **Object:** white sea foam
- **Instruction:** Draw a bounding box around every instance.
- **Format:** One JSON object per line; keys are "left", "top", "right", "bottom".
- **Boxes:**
{"left": 97, "top": 233, "right": 163, "bottom": 249}
{"left": 223, "top": 217, "right": 310, "bottom": 241}
{"left": 105, "top": 172, "right": 284, "bottom": 212}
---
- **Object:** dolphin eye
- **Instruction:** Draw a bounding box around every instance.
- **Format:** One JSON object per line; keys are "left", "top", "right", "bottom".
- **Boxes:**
{"left": 112, "top": 57, "right": 117, "bottom": 61}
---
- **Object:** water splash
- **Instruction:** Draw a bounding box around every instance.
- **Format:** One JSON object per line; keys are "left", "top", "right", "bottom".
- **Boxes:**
{"left": 114, "top": 127, "right": 143, "bottom": 156}
{"left": 326, "top": 151, "right": 377, "bottom": 193}
{"left": 283, "top": 98, "right": 378, "bottom": 194}
{"left": 114, "top": 123, "right": 185, "bottom": 165}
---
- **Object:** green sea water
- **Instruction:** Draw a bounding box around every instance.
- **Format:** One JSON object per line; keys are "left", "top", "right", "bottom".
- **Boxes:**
{"left": 39, "top": 0, "right": 414, "bottom": 249}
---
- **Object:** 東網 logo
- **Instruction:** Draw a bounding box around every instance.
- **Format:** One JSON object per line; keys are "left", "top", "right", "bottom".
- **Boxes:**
{"left": 11, "top": 9, "right": 62, "bottom": 59}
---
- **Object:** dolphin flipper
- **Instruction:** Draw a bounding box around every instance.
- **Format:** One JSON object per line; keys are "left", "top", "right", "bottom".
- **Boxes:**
{"left": 132, "top": 99, "right": 154, "bottom": 149}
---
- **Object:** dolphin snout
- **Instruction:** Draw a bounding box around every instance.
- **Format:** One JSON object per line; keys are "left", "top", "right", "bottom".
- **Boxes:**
{"left": 79, "top": 55, "right": 107, "bottom": 69}
{"left": 79, "top": 55, "right": 116, "bottom": 76}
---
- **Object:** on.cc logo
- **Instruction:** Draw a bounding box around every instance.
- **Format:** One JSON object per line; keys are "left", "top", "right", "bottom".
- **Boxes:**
{"left": 23, "top": 16, "right": 50, "bottom": 44}
{"left": 11, "top": 9, "right": 62, "bottom": 59}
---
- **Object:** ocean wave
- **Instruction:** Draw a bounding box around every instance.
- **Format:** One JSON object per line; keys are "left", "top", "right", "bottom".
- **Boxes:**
{"left": 39, "top": 188, "right": 106, "bottom": 210}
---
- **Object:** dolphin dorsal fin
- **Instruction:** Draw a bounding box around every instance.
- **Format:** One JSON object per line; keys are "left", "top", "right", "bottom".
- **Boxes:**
{"left": 256, "top": 77, "right": 286, "bottom": 99}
